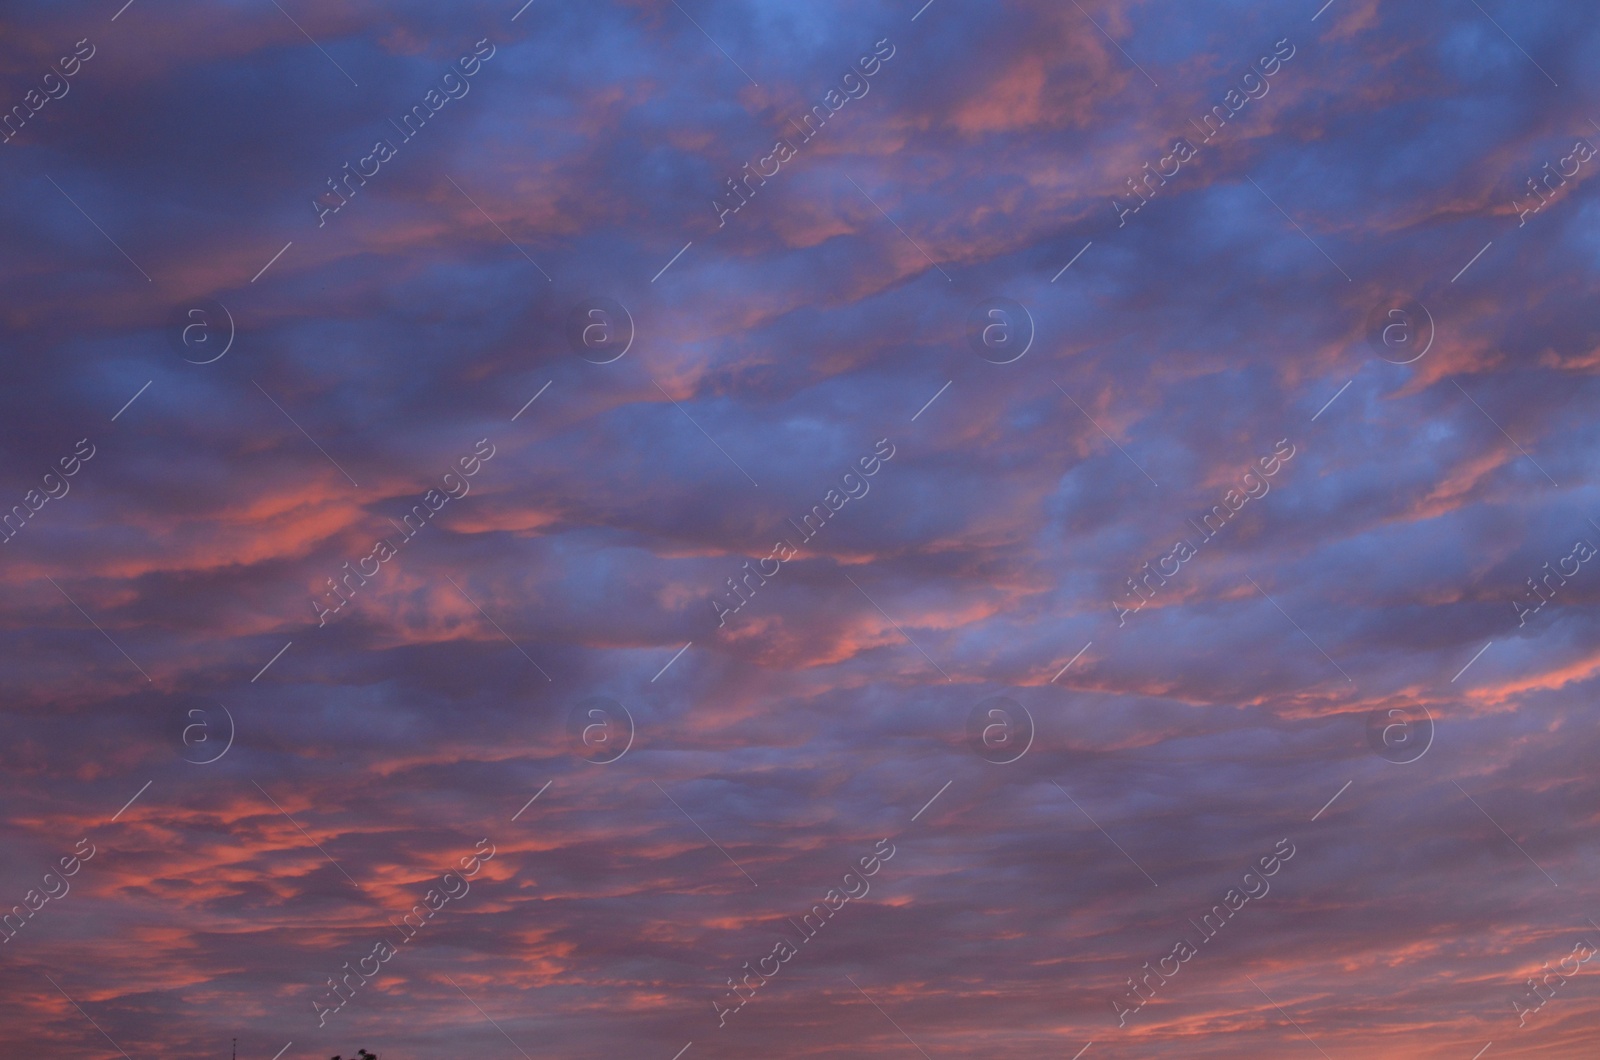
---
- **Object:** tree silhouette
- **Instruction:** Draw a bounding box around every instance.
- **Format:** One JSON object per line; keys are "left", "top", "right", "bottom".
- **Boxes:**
{"left": 330, "top": 1052, "right": 376, "bottom": 1060}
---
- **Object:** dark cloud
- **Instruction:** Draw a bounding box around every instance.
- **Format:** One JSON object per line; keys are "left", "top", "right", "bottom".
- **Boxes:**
{"left": 4, "top": 1, "right": 1600, "bottom": 1057}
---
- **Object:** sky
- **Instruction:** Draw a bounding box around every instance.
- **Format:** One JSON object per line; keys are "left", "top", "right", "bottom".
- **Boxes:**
{"left": 2, "top": 0, "right": 1600, "bottom": 1057}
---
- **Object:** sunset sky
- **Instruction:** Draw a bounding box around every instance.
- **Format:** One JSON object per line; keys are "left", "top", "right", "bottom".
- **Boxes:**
{"left": 3, "top": 0, "right": 1600, "bottom": 1057}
